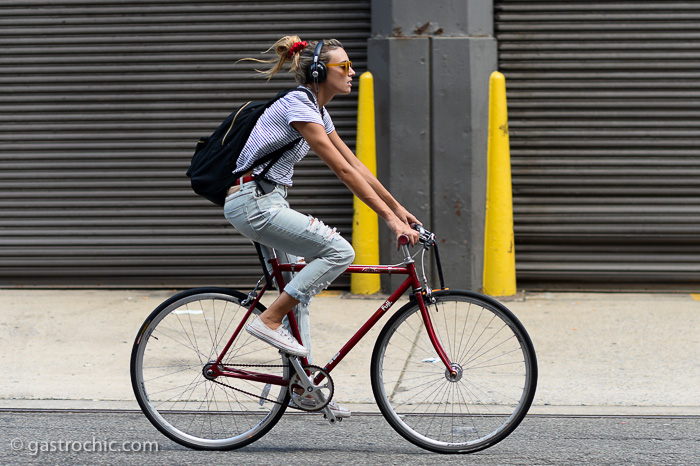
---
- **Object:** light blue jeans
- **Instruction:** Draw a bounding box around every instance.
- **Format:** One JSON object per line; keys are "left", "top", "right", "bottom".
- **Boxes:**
{"left": 224, "top": 182, "right": 355, "bottom": 359}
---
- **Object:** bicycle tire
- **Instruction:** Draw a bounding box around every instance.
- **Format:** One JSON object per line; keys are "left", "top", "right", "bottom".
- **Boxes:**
{"left": 371, "top": 290, "right": 537, "bottom": 454}
{"left": 130, "top": 287, "right": 290, "bottom": 450}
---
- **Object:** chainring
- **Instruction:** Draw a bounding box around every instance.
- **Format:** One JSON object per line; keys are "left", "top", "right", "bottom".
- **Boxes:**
{"left": 288, "top": 365, "right": 334, "bottom": 412}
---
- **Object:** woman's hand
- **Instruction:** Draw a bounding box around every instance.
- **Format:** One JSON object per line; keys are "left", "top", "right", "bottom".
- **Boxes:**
{"left": 394, "top": 205, "right": 421, "bottom": 228}
{"left": 387, "top": 217, "right": 420, "bottom": 247}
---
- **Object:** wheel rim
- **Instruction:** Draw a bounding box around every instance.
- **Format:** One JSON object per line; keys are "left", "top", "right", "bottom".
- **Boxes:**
{"left": 374, "top": 294, "right": 536, "bottom": 452}
{"left": 132, "top": 292, "right": 289, "bottom": 448}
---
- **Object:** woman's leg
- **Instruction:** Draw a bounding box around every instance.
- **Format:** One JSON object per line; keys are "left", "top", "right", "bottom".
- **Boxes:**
{"left": 226, "top": 184, "right": 354, "bottom": 304}
{"left": 260, "top": 291, "right": 299, "bottom": 327}
{"left": 224, "top": 184, "right": 354, "bottom": 350}
{"left": 259, "top": 246, "right": 313, "bottom": 363}
{"left": 225, "top": 186, "right": 353, "bottom": 416}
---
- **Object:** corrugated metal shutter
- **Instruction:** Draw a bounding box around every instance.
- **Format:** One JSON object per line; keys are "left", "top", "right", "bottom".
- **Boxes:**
{"left": 495, "top": 1, "right": 700, "bottom": 289}
{"left": 0, "top": 0, "right": 370, "bottom": 288}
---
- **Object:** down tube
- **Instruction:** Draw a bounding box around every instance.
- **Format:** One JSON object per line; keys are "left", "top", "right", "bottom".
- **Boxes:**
{"left": 321, "top": 275, "right": 415, "bottom": 376}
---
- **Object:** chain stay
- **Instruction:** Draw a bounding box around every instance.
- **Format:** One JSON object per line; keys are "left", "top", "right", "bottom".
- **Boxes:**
{"left": 209, "top": 362, "right": 306, "bottom": 410}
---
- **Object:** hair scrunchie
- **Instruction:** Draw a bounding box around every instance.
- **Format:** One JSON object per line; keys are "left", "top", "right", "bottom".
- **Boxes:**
{"left": 288, "top": 41, "right": 308, "bottom": 57}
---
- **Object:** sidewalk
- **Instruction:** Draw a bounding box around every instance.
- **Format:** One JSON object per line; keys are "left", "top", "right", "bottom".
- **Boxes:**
{"left": 1, "top": 289, "right": 698, "bottom": 415}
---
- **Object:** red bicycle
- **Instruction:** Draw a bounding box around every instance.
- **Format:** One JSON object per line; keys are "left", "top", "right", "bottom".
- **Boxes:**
{"left": 130, "top": 225, "right": 537, "bottom": 454}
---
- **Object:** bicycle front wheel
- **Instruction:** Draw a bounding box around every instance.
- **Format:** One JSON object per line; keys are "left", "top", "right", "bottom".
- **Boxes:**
{"left": 130, "top": 288, "right": 290, "bottom": 450}
{"left": 371, "top": 290, "right": 537, "bottom": 454}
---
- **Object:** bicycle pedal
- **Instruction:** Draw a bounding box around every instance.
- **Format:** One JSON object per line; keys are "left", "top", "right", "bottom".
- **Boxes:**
{"left": 322, "top": 407, "right": 338, "bottom": 425}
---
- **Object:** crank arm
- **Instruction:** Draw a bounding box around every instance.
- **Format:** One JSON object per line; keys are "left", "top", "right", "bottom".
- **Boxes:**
{"left": 322, "top": 405, "right": 337, "bottom": 423}
{"left": 287, "top": 356, "right": 327, "bottom": 407}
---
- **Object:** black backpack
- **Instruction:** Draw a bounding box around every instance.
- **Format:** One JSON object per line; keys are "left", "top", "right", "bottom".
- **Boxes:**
{"left": 186, "top": 87, "right": 317, "bottom": 207}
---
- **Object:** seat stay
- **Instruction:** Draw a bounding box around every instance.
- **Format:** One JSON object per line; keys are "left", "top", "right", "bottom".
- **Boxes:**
{"left": 212, "top": 282, "right": 269, "bottom": 367}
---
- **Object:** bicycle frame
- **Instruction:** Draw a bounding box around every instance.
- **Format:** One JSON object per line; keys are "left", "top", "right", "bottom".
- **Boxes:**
{"left": 207, "top": 243, "right": 456, "bottom": 387}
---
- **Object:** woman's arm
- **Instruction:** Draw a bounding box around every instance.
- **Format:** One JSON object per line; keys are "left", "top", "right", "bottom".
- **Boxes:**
{"left": 327, "top": 130, "right": 421, "bottom": 226}
{"left": 292, "top": 121, "right": 419, "bottom": 245}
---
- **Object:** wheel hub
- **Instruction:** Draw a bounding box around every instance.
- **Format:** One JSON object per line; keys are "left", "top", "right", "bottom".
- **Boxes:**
{"left": 202, "top": 361, "right": 220, "bottom": 380}
{"left": 445, "top": 363, "right": 463, "bottom": 382}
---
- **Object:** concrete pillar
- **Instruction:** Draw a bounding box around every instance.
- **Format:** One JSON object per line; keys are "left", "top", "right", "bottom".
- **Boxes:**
{"left": 369, "top": 0, "right": 497, "bottom": 292}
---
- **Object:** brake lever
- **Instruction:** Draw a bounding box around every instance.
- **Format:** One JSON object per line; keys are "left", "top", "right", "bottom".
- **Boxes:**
{"left": 411, "top": 223, "right": 434, "bottom": 247}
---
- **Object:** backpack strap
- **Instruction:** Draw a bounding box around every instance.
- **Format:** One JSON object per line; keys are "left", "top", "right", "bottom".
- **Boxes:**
{"left": 251, "top": 137, "right": 302, "bottom": 180}
{"left": 237, "top": 87, "right": 325, "bottom": 181}
{"left": 294, "top": 86, "right": 325, "bottom": 119}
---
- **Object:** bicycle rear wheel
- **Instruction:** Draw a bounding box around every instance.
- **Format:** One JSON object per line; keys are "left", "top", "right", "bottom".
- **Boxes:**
{"left": 130, "top": 287, "right": 290, "bottom": 450}
{"left": 371, "top": 290, "right": 537, "bottom": 454}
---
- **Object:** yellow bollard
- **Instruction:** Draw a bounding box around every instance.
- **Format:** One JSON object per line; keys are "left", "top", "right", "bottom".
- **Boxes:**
{"left": 483, "top": 71, "right": 516, "bottom": 297}
{"left": 351, "top": 72, "right": 381, "bottom": 295}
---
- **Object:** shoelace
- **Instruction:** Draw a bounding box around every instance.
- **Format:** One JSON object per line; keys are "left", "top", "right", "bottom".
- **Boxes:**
{"left": 276, "top": 327, "right": 300, "bottom": 346}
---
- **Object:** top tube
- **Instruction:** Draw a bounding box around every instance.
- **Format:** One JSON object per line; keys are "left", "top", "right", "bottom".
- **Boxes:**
{"left": 276, "top": 262, "right": 411, "bottom": 275}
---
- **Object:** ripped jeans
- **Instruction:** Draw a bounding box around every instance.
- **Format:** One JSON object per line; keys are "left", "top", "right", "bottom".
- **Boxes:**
{"left": 224, "top": 182, "right": 355, "bottom": 357}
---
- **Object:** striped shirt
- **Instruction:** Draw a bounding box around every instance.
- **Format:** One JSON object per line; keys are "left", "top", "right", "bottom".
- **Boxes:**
{"left": 234, "top": 86, "right": 335, "bottom": 186}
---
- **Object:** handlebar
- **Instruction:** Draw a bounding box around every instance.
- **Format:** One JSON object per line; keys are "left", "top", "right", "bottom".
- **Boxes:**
{"left": 411, "top": 223, "right": 434, "bottom": 244}
{"left": 398, "top": 224, "right": 434, "bottom": 247}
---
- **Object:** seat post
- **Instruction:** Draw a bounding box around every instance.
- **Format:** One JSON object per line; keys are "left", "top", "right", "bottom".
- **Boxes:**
{"left": 253, "top": 241, "right": 274, "bottom": 288}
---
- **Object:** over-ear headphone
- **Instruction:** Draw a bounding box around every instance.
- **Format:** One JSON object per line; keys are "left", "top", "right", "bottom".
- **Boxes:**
{"left": 308, "top": 40, "right": 326, "bottom": 84}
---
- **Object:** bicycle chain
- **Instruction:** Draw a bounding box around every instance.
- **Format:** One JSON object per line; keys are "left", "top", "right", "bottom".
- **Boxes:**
{"left": 208, "top": 363, "right": 306, "bottom": 410}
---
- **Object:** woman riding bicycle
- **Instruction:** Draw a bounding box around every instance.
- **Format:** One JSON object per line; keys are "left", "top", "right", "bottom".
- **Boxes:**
{"left": 224, "top": 36, "right": 420, "bottom": 416}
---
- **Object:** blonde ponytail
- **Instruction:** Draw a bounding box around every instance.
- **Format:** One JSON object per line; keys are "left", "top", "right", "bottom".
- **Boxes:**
{"left": 239, "top": 36, "right": 344, "bottom": 85}
{"left": 238, "top": 35, "right": 304, "bottom": 81}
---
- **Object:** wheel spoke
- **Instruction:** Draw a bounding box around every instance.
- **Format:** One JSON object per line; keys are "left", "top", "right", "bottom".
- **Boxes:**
{"left": 131, "top": 290, "right": 289, "bottom": 450}
{"left": 372, "top": 291, "right": 537, "bottom": 454}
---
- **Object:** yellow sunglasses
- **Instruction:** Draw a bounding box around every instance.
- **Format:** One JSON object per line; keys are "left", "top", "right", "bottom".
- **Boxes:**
{"left": 326, "top": 61, "right": 353, "bottom": 74}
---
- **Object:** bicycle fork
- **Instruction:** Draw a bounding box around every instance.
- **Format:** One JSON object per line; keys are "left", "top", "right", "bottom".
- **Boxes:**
{"left": 415, "top": 293, "right": 458, "bottom": 378}
{"left": 399, "top": 240, "right": 457, "bottom": 379}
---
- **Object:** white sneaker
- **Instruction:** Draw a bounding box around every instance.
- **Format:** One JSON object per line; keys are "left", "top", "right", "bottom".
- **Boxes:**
{"left": 327, "top": 400, "right": 351, "bottom": 418}
{"left": 245, "top": 316, "right": 308, "bottom": 357}
{"left": 296, "top": 397, "right": 351, "bottom": 418}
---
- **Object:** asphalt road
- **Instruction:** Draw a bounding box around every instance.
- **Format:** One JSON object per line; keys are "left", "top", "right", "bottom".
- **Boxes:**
{"left": 1, "top": 410, "right": 698, "bottom": 466}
